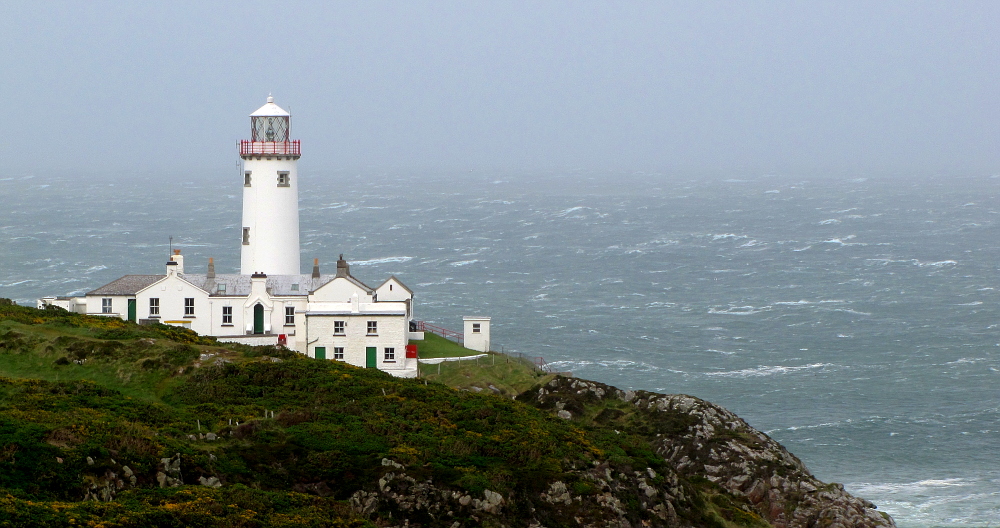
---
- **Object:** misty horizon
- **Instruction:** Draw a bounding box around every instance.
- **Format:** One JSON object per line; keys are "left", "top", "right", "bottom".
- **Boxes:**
{"left": 1, "top": 1, "right": 998, "bottom": 176}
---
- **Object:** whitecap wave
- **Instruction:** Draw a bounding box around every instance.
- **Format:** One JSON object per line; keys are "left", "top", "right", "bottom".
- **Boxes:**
{"left": 554, "top": 206, "right": 587, "bottom": 217}
{"left": 449, "top": 260, "right": 479, "bottom": 267}
{"left": 711, "top": 233, "right": 748, "bottom": 241}
{"left": 351, "top": 256, "right": 414, "bottom": 266}
{"left": 708, "top": 305, "right": 770, "bottom": 315}
{"left": 819, "top": 219, "right": 841, "bottom": 225}
{"left": 705, "top": 363, "right": 835, "bottom": 378}
{"left": 545, "top": 359, "right": 661, "bottom": 372}
{"left": 913, "top": 259, "right": 957, "bottom": 267}
{"left": 849, "top": 478, "right": 971, "bottom": 495}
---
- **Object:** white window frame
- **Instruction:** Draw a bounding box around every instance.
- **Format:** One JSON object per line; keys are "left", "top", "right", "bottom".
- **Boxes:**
{"left": 333, "top": 320, "right": 345, "bottom": 335}
{"left": 222, "top": 306, "right": 233, "bottom": 325}
{"left": 472, "top": 323, "right": 481, "bottom": 333}
{"left": 333, "top": 347, "right": 344, "bottom": 360}
{"left": 284, "top": 306, "right": 295, "bottom": 325}
{"left": 184, "top": 298, "right": 195, "bottom": 316}
{"left": 149, "top": 297, "right": 159, "bottom": 316}
{"left": 367, "top": 321, "right": 378, "bottom": 335}
{"left": 102, "top": 298, "right": 112, "bottom": 314}
{"left": 384, "top": 347, "right": 395, "bottom": 361}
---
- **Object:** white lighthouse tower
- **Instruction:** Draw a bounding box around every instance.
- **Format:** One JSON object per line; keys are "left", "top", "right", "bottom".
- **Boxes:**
{"left": 239, "top": 95, "right": 301, "bottom": 275}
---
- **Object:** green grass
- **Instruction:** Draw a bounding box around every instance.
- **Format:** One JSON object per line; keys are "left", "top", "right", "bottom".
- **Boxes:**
{"left": 419, "top": 351, "right": 554, "bottom": 397}
{"left": 414, "top": 333, "right": 553, "bottom": 396}
{"left": 0, "top": 319, "right": 235, "bottom": 402}
{"left": 412, "top": 332, "right": 477, "bottom": 358}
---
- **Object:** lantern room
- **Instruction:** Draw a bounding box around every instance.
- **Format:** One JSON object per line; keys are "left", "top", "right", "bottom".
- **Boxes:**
{"left": 241, "top": 95, "right": 300, "bottom": 158}
{"left": 251, "top": 95, "right": 289, "bottom": 141}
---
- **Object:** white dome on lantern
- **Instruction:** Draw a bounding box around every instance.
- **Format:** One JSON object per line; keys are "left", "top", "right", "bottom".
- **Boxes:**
{"left": 250, "top": 95, "right": 290, "bottom": 117}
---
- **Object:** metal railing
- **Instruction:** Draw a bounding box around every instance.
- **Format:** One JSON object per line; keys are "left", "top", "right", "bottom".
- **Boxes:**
{"left": 239, "top": 140, "right": 301, "bottom": 156}
{"left": 414, "top": 320, "right": 464, "bottom": 342}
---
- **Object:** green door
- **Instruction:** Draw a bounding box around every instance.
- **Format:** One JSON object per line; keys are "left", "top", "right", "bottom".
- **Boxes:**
{"left": 127, "top": 299, "right": 136, "bottom": 323}
{"left": 253, "top": 304, "right": 264, "bottom": 334}
{"left": 366, "top": 347, "right": 377, "bottom": 368}
{"left": 315, "top": 347, "right": 326, "bottom": 360}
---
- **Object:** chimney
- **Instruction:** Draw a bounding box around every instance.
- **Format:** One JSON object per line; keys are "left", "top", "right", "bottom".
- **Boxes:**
{"left": 336, "top": 254, "right": 349, "bottom": 278}
{"left": 170, "top": 249, "right": 184, "bottom": 274}
{"left": 312, "top": 258, "right": 320, "bottom": 279}
{"left": 207, "top": 257, "right": 216, "bottom": 279}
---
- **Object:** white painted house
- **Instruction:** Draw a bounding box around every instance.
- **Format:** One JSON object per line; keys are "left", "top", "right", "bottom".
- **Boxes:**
{"left": 36, "top": 96, "right": 451, "bottom": 378}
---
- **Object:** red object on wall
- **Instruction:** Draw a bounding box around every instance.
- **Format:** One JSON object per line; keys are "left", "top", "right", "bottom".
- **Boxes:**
{"left": 405, "top": 344, "right": 418, "bottom": 358}
{"left": 277, "top": 334, "right": 287, "bottom": 346}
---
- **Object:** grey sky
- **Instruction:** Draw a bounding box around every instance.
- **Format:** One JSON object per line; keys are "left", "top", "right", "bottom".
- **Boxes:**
{"left": 1, "top": 1, "right": 997, "bottom": 175}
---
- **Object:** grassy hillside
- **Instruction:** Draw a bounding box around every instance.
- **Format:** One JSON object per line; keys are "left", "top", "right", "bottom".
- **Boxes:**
{"left": 0, "top": 300, "right": 883, "bottom": 528}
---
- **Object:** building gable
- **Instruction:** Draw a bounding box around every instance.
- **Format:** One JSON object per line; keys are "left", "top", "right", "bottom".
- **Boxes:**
{"left": 375, "top": 276, "right": 413, "bottom": 302}
{"left": 310, "top": 276, "right": 373, "bottom": 303}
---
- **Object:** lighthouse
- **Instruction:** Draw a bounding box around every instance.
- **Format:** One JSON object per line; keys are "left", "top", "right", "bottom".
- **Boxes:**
{"left": 239, "top": 95, "right": 301, "bottom": 276}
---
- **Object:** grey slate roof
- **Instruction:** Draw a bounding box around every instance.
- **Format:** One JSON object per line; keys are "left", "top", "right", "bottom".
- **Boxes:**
{"left": 88, "top": 272, "right": 384, "bottom": 298}
{"left": 181, "top": 274, "right": 350, "bottom": 297}
{"left": 87, "top": 275, "right": 163, "bottom": 296}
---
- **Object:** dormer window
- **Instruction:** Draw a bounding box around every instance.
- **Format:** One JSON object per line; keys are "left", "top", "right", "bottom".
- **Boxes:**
{"left": 217, "top": 284, "right": 226, "bottom": 293}
{"left": 277, "top": 171, "right": 290, "bottom": 187}
{"left": 290, "top": 284, "right": 299, "bottom": 291}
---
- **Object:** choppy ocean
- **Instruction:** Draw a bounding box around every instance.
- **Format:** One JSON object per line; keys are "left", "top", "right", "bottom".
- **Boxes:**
{"left": 1, "top": 170, "right": 998, "bottom": 526}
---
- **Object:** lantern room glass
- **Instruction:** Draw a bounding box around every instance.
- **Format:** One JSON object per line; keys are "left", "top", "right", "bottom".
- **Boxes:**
{"left": 252, "top": 115, "right": 289, "bottom": 142}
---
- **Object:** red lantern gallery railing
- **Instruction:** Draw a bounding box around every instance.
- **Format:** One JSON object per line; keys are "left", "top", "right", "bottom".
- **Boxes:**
{"left": 240, "top": 140, "right": 301, "bottom": 156}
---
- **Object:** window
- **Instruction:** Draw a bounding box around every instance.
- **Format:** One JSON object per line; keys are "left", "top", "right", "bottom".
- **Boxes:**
{"left": 472, "top": 323, "right": 481, "bottom": 333}
{"left": 222, "top": 306, "right": 232, "bottom": 324}
{"left": 285, "top": 306, "right": 295, "bottom": 325}
{"left": 244, "top": 171, "right": 252, "bottom": 187}
{"left": 277, "top": 171, "right": 290, "bottom": 187}
{"left": 290, "top": 283, "right": 299, "bottom": 291}
{"left": 242, "top": 227, "right": 250, "bottom": 245}
{"left": 333, "top": 321, "right": 345, "bottom": 335}
{"left": 184, "top": 298, "right": 195, "bottom": 316}
{"left": 367, "top": 321, "right": 378, "bottom": 335}
{"left": 384, "top": 347, "right": 395, "bottom": 361}
{"left": 149, "top": 297, "right": 159, "bottom": 316}
{"left": 334, "top": 347, "right": 344, "bottom": 360}
{"left": 102, "top": 298, "right": 112, "bottom": 314}
{"left": 217, "top": 283, "right": 226, "bottom": 293}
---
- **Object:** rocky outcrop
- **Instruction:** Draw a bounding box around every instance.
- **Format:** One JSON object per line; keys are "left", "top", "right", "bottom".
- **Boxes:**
{"left": 156, "top": 452, "right": 183, "bottom": 488}
{"left": 524, "top": 376, "right": 894, "bottom": 528}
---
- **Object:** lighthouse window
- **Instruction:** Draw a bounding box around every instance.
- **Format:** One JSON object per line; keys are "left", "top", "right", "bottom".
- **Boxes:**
{"left": 244, "top": 171, "right": 252, "bottom": 187}
{"left": 333, "top": 320, "right": 345, "bottom": 335}
{"left": 149, "top": 297, "right": 160, "bottom": 316}
{"left": 367, "top": 321, "right": 378, "bottom": 335}
{"left": 242, "top": 227, "right": 250, "bottom": 245}
{"left": 184, "top": 298, "right": 195, "bottom": 316}
{"left": 102, "top": 298, "right": 112, "bottom": 314}
{"left": 285, "top": 306, "right": 295, "bottom": 325}
{"left": 277, "top": 171, "right": 290, "bottom": 187}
